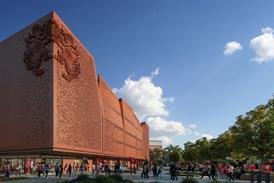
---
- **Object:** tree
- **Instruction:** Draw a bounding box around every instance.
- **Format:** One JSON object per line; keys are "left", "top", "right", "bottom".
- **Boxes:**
{"left": 183, "top": 141, "right": 198, "bottom": 162}
{"left": 169, "top": 151, "right": 181, "bottom": 164}
{"left": 233, "top": 100, "right": 274, "bottom": 161}
{"left": 171, "top": 97, "right": 274, "bottom": 164}
{"left": 149, "top": 148, "right": 163, "bottom": 164}
{"left": 163, "top": 145, "right": 183, "bottom": 164}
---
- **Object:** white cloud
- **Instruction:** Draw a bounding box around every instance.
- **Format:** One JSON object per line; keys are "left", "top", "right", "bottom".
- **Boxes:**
{"left": 201, "top": 133, "right": 214, "bottom": 140}
{"left": 147, "top": 116, "right": 187, "bottom": 146}
{"left": 224, "top": 41, "right": 242, "bottom": 55}
{"left": 114, "top": 68, "right": 173, "bottom": 120}
{"left": 250, "top": 27, "right": 274, "bottom": 63}
{"left": 147, "top": 117, "right": 187, "bottom": 136}
{"left": 153, "top": 136, "right": 173, "bottom": 146}
{"left": 188, "top": 124, "right": 197, "bottom": 129}
{"left": 114, "top": 68, "right": 187, "bottom": 145}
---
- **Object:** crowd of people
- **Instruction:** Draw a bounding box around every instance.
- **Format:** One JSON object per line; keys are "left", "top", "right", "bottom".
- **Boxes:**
{"left": 2, "top": 159, "right": 274, "bottom": 181}
{"left": 183, "top": 161, "right": 274, "bottom": 181}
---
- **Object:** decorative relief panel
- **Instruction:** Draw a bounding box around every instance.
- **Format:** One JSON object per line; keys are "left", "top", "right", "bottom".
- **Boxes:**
{"left": 52, "top": 20, "right": 81, "bottom": 82}
{"left": 23, "top": 19, "right": 81, "bottom": 82}
{"left": 23, "top": 21, "right": 52, "bottom": 76}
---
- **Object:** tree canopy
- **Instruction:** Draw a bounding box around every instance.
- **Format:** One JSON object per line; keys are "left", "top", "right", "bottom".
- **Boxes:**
{"left": 149, "top": 98, "right": 274, "bottom": 164}
{"left": 182, "top": 98, "right": 274, "bottom": 162}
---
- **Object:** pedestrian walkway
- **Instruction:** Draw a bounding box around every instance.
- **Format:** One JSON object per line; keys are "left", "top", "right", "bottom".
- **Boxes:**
{"left": 1, "top": 172, "right": 251, "bottom": 183}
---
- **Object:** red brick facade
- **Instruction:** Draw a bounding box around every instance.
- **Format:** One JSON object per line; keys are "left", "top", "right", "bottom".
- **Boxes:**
{"left": 0, "top": 11, "right": 149, "bottom": 160}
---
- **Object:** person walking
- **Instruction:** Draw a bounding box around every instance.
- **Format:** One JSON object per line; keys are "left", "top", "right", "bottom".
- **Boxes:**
{"left": 211, "top": 164, "right": 217, "bottom": 181}
{"left": 201, "top": 164, "right": 211, "bottom": 179}
{"left": 158, "top": 165, "right": 163, "bottom": 178}
{"left": 145, "top": 164, "right": 149, "bottom": 179}
{"left": 37, "top": 163, "right": 42, "bottom": 177}
{"left": 170, "top": 164, "right": 178, "bottom": 180}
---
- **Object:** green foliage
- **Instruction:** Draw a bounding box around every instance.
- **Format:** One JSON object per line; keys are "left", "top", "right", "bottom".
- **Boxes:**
{"left": 93, "top": 175, "right": 108, "bottom": 183}
{"left": 181, "top": 97, "right": 274, "bottom": 162}
{"left": 108, "top": 174, "right": 124, "bottom": 182}
{"left": 169, "top": 151, "right": 181, "bottom": 163}
{"left": 181, "top": 177, "right": 199, "bottom": 183}
{"left": 149, "top": 148, "right": 163, "bottom": 163}
{"left": 63, "top": 174, "right": 133, "bottom": 183}
{"left": 77, "top": 174, "right": 90, "bottom": 180}
{"left": 68, "top": 174, "right": 94, "bottom": 183}
{"left": 164, "top": 145, "right": 183, "bottom": 163}
{"left": 0, "top": 176, "right": 28, "bottom": 181}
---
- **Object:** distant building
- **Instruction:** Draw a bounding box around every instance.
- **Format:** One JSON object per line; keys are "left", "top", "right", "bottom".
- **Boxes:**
{"left": 149, "top": 140, "right": 163, "bottom": 150}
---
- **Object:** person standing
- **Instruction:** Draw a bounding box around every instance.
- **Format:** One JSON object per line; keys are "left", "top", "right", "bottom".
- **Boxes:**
{"left": 96, "top": 164, "right": 100, "bottom": 175}
{"left": 133, "top": 164, "right": 136, "bottom": 174}
{"left": 68, "top": 163, "right": 72, "bottom": 176}
{"left": 141, "top": 164, "right": 146, "bottom": 178}
{"left": 104, "top": 164, "right": 109, "bottom": 176}
{"left": 44, "top": 164, "right": 49, "bottom": 178}
{"left": 55, "top": 163, "right": 59, "bottom": 177}
{"left": 174, "top": 164, "right": 178, "bottom": 180}
{"left": 130, "top": 164, "right": 133, "bottom": 174}
{"left": 119, "top": 163, "right": 123, "bottom": 174}
{"left": 169, "top": 164, "right": 174, "bottom": 180}
{"left": 5, "top": 165, "right": 10, "bottom": 179}
{"left": 80, "top": 163, "right": 84, "bottom": 174}
{"left": 92, "top": 163, "right": 96, "bottom": 176}
{"left": 73, "top": 163, "right": 77, "bottom": 176}
{"left": 229, "top": 164, "right": 235, "bottom": 181}
{"left": 16, "top": 163, "right": 22, "bottom": 176}
{"left": 108, "top": 164, "right": 111, "bottom": 175}
{"left": 59, "top": 164, "right": 63, "bottom": 178}
{"left": 187, "top": 163, "right": 192, "bottom": 178}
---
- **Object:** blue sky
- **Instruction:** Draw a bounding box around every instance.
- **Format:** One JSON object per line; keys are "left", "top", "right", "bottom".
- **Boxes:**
{"left": 1, "top": 0, "right": 274, "bottom": 146}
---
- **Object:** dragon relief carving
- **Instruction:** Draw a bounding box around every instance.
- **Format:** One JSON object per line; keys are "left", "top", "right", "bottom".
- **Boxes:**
{"left": 52, "top": 21, "right": 81, "bottom": 82}
{"left": 23, "top": 19, "right": 81, "bottom": 82}
{"left": 23, "top": 21, "right": 53, "bottom": 76}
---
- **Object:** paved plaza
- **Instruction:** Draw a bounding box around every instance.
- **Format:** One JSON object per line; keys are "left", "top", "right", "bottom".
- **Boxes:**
{"left": 1, "top": 171, "right": 251, "bottom": 183}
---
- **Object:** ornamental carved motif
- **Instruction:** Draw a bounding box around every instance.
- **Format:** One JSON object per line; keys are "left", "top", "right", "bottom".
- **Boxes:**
{"left": 23, "top": 21, "right": 53, "bottom": 76}
{"left": 23, "top": 19, "right": 81, "bottom": 82}
{"left": 52, "top": 20, "right": 81, "bottom": 82}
